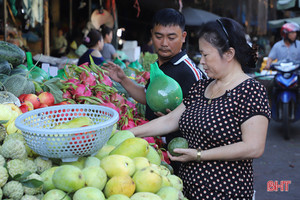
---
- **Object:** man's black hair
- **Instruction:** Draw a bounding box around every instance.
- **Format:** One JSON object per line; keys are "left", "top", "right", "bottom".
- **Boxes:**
{"left": 151, "top": 8, "right": 185, "bottom": 31}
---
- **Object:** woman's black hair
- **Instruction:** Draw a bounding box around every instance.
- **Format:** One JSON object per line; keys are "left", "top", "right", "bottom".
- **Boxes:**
{"left": 83, "top": 29, "right": 102, "bottom": 48}
{"left": 151, "top": 8, "right": 185, "bottom": 31}
{"left": 197, "top": 17, "right": 257, "bottom": 69}
{"left": 100, "top": 25, "right": 113, "bottom": 38}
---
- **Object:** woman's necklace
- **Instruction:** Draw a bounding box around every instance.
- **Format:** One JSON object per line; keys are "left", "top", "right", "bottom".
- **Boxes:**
{"left": 207, "top": 78, "right": 235, "bottom": 105}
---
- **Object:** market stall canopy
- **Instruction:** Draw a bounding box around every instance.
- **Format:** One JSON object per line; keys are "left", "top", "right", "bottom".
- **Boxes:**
{"left": 277, "top": 0, "right": 300, "bottom": 10}
{"left": 268, "top": 16, "right": 300, "bottom": 28}
{"left": 182, "top": 7, "right": 220, "bottom": 26}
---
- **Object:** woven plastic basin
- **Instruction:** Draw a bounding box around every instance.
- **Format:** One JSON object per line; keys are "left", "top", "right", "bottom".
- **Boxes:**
{"left": 15, "top": 104, "right": 119, "bottom": 162}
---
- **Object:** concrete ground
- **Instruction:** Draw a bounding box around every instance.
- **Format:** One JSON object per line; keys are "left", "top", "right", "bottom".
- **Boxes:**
{"left": 253, "top": 119, "right": 300, "bottom": 200}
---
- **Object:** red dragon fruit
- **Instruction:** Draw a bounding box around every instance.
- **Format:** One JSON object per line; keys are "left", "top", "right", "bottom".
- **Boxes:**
{"left": 121, "top": 118, "right": 136, "bottom": 130}
{"left": 74, "top": 84, "right": 92, "bottom": 99}
{"left": 110, "top": 92, "right": 125, "bottom": 106}
{"left": 80, "top": 71, "right": 97, "bottom": 86}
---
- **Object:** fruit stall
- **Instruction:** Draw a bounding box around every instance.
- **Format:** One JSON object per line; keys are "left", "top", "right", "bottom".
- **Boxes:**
{"left": 0, "top": 41, "right": 190, "bottom": 200}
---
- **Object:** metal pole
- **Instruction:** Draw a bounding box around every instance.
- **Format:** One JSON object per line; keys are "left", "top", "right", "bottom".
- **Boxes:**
{"left": 4, "top": 0, "right": 7, "bottom": 41}
{"left": 44, "top": 0, "right": 50, "bottom": 55}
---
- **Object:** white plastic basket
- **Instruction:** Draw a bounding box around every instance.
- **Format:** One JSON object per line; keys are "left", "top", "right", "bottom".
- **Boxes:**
{"left": 15, "top": 104, "right": 119, "bottom": 162}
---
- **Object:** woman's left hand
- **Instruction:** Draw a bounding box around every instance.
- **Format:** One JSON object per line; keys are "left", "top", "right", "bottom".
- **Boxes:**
{"left": 167, "top": 148, "right": 198, "bottom": 163}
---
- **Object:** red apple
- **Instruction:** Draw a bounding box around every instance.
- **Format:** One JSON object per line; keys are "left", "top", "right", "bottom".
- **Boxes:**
{"left": 19, "top": 104, "right": 29, "bottom": 113}
{"left": 39, "top": 103, "right": 48, "bottom": 108}
{"left": 18, "top": 94, "right": 28, "bottom": 103}
{"left": 20, "top": 101, "right": 34, "bottom": 113}
{"left": 38, "top": 92, "right": 55, "bottom": 106}
{"left": 22, "top": 101, "right": 34, "bottom": 111}
{"left": 54, "top": 101, "right": 70, "bottom": 106}
{"left": 23, "top": 94, "right": 40, "bottom": 109}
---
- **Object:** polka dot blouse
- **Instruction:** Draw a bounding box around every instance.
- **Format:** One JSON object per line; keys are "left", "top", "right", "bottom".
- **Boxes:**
{"left": 178, "top": 78, "right": 271, "bottom": 200}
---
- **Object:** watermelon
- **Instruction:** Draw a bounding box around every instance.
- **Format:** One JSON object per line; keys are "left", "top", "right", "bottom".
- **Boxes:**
{"left": 0, "top": 60, "right": 12, "bottom": 75}
{"left": 0, "top": 41, "right": 25, "bottom": 66}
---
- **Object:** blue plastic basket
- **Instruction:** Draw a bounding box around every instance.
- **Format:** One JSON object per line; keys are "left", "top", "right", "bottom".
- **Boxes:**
{"left": 15, "top": 104, "right": 119, "bottom": 162}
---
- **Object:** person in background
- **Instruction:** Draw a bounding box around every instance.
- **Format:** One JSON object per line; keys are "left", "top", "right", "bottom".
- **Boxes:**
{"left": 100, "top": 25, "right": 119, "bottom": 61}
{"left": 141, "top": 36, "right": 154, "bottom": 54}
{"left": 129, "top": 17, "right": 271, "bottom": 200}
{"left": 265, "top": 22, "right": 300, "bottom": 69}
{"left": 78, "top": 29, "right": 105, "bottom": 66}
{"left": 103, "top": 8, "right": 204, "bottom": 175}
{"left": 52, "top": 28, "right": 68, "bottom": 57}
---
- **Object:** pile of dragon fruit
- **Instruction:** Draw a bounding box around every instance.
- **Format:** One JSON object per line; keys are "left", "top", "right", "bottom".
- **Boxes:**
{"left": 61, "top": 59, "right": 150, "bottom": 130}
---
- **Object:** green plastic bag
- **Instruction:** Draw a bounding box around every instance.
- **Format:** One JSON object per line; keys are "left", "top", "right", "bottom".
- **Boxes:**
{"left": 113, "top": 58, "right": 126, "bottom": 69}
{"left": 146, "top": 62, "right": 183, "bottom": 114}
{"left": 128, "top": 60, "right": 144, "bottom": 72}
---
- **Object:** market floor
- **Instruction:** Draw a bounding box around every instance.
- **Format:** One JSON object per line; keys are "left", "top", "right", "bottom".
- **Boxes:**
{"left": 253, "top": 119, "right": 300, "bottom": 200}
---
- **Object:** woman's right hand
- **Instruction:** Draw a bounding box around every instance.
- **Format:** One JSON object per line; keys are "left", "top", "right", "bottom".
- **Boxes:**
{"left": 102, "top": 61, "right": 127, "bottom": 83}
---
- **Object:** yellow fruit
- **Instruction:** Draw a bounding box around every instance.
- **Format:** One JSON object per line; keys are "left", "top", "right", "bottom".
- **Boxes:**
{"left": 3, "top": 110, "right": 18, "bottom": 128}
{"left": 4, "top": 103, "right": 22, "bottom": 115}
{"left": 133, "top": 157, "right": 151, "bottom": 172}
{"left": 100, "top": 155, "right": 135, "bottom": 178}
{"left": 133, "top": 166, "right": 162, "bottom": 193}
{"left": 0, "top": 104, "right": 12, "bottom": 123}
{"left": 161, "top": 175, "right": 172, "bottom": 187}
{"left": 104, "top": 175, "right": 135, "bottom": 198}
{"left": 6, "top": 120, "right": 18, "bottom": 134}
{"left": 53, "top": 116, "right": 94, "bottom": 129}
{"left": 109, "top": 137, "right": 149, "bottom": 159}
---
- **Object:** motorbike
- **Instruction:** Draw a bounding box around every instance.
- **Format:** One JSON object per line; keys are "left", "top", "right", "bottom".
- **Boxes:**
{"left": 268, "top": 59, "right": 300, "bottom": 139}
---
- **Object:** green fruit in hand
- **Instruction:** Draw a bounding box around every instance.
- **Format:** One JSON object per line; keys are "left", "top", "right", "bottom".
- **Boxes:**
{"left": 53, "top": 116, "right": 94, "bottom": 129}
{"left": 167, "top": 137, "right": 188, "bottom": 156}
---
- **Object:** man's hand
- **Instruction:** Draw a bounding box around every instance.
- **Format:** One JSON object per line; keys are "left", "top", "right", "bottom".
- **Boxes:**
{"left": 102, "top": 61, "right": 127, "bottom": 83}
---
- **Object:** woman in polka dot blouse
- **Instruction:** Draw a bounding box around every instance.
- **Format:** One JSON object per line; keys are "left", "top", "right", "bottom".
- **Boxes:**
{"left": 130, "top": 17, "right": 271, "bottom": 200}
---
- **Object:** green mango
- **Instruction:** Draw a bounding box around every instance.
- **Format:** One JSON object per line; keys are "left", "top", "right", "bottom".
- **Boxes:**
{"left": 106, "top": 130, "right": 135, "bottom": 147}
